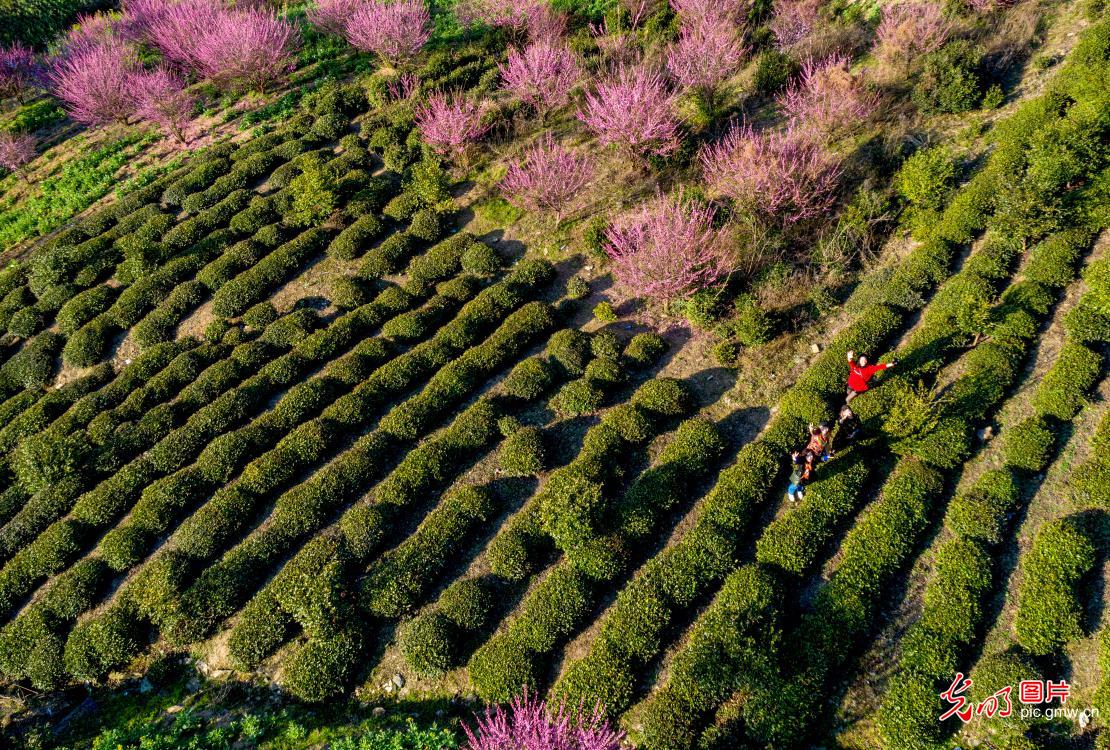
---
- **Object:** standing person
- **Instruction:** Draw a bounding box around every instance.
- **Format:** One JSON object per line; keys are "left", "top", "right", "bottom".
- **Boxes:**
{"left": 846, "top": 350, "right": 896, "bottom": 403}
{"left": 832, "top": 405, "right": 860, "bottom": 453}
{"left": 806, "top": 423, "right": 832, "bottom": 462}
{"left": 786, "top": 450, "right": 816, "bottom": 502}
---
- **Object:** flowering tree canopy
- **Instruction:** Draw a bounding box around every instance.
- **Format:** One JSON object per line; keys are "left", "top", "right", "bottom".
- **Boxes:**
{"left": 605, "top": 192, "right": 735, "bottom": 301}
{"left": 134, "top": 67, "right": 195, "bottom": 143}
{"left": 141, "top": 0, "right": 223, "bottom": 71}
{"left": 779, "top": 53, "right": 877, "bottom": 135}
{"left": 345, "top": 0, "right": 432, "bottom": 65}
{"left": 191, "top": 6, "right": 299, "bottom": 93}
{"left": 666, "top": 16, "right": 746, "bottom": 96}
{"left": 0, "top": 132, "right": 36, "bottom": 178}
{"left": 669, "top": 0, "right": 746, "bottom": 25}
{"left": 700, "top": 124, "right": 843, "bottom": 223}
{"left": 415, "top": 91, "right": 488, "bottom": 159}
{"left": 307, "top": 0, "right": 361, "bottom": 36}
{"left": 60, "top": 12, "right": 118, "bottom": 58}
{"left": 876, "top": 2, "right": 952, "bottom": 63}
{"left": 464, "top": 692, "right": 625, "bottom": 750}
{"left": 578, "top": 65, "right": 680, "bottom": 159}
{"left": 0, "top": 44, "right": 42, "bottom": 102}
{"left": 499, "top": 42, "right": 582, "bottom": 113}
{"left": 457, "top": 0, "right": 567, "bottom": 43}
{"left": 136, "top": 0, "right": 298, "bottom": 92}
{"left": 50, "top": 39, "right": 140, "bottom": 126}
{"left": 768, "top": 0, "right": 821, "bottom": 50}
{"left": 500, "top": 134, "right": 593, "bottom": 222}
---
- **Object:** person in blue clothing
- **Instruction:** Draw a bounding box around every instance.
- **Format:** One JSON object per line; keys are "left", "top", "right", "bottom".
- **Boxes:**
{"left": 786, "top": 450, "right": 816, "bottom": 502}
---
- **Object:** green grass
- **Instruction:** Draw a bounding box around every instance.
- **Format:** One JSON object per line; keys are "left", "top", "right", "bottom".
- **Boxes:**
{"left": 0, "top": 132, "right": 151, "bottom": 250}
{"left": 38, "top": 664, "right": 463, "bottom": 750}
{"left": 475, "top": 197, "right": 524, "bottom": 226}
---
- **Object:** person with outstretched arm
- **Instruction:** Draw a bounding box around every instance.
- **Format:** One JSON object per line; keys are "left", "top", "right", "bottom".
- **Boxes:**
{"left": 845, "top": 350, "right": 896, "bottom": 403}
{"left": 806, "top": 422, "right": 832, "bottom": 462}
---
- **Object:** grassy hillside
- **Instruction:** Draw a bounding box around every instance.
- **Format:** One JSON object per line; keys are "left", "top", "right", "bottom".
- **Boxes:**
{"left": 0, "top": 0, "right": 1107, "bottom": 748}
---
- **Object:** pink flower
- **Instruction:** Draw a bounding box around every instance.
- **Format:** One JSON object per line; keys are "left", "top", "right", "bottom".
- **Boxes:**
{"left": 605, "top": 192, "right": 736, "bottom": 302}
{"left": 415, "top": 91, "right": 488, "bottom": 159}
{"left": 344, "top": 0, "right": 431, "bottom": 64}
{"left": 142, "top": 0, "right": 224, "bottom": 71}
{"left": 191, "top": 6, "right": 299, "bottom": 93}
{"left": 578, "top": 64, "right": 680, "bottom": 159}
{"left": 133, "top": 67, "right": 196, "bottom": 143}
{"left": 60, "top": 12, "right": 118, "bottom": 58}
{"left": 457, "top": 0, "right": 567, "bottom": 43}
{"left": 464, "top": 691, "right": 625, "bottom": 750}
{"left": 0, "top": 43, "right": 43, "bottom": 102}
{"left": 876, "top": 2, "right": 952, "bottom": 63}
{"left": 500, "top": 134, "right": 593, "bottom": 222}
{"left": 666, "top": 15, "right": 746, "bottom": 95}
{"left": 700, "top": 124, "right": 843, "bottom": 223}
{"left": 50, "top": 39, "right": 141, "bottom": 126}
{"left": 669, "top": 0, "right": 747, "bottom": 25}
{"left": 0, "top": 131, "right": 36, "bottom": 179}
{"left": 499, "top": 42, "right": 582, "bottom": 113}
{"left": 307, "top": 0, "right": 362, "bottom": 36}
{"left": 778, "top": 53, "right": 877, "bottom": 135}
{"left": 768, "top": 0, "right": 821, "bottom": 50}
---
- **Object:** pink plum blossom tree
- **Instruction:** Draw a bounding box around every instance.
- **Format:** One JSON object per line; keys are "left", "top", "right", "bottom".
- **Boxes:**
{"left": 605, "top": 192, "right": 736, "bottom": 302}
{"left": 666, "top": 16, "right": 746, "bottom": 107}
{"left": 589, "top": 18, "right": 638, "bottom": 68}
{"left": 700, "top": 124, "right": 843, "bottom": 224}
{"left": 0, "top": 43, "right": 42, "bottom": 103}
{"left": 142, "top": 0, "right": 224, "bottom": 71}
{"left": 191, "top": 6, "right": 300, "bottom": 93}
{"left": 499, "top": 42, "right": 582, "bottom": 114}
{"left": 50, "top": 40, "right": 140, "bottom": 126}
{"left": 578, "top": 64, "right": 680, "bottom": 160}
{"left": 875, "top": 2, "right": 952, "bottom": 64}
{"left": 669, "top": 0, "right": 746, "bottom": 25}
{"left": 768, "top": 0, "right": 821, "bottom": 50}
{"left": 60, "top": 12, "right": 118, "bottom": 58}
{"left": 307, "top": 0, "right": 361, "bottom": 36}
{"left": 344, "top": 0, "right": 431, "bottom": 66}
{"left": 500, "top": 134, "right": 593, "bottom": 223}
{"left": 778, "top": 53, "right": 877, "bottom": 135}
{"left": 119, "top": 0, "right": 172, "bottom": 43}
{"left": 456, "top": 0, "right": 566, "bottom": 43}
{"left": 0, "top": 132, "right": 36, "bottom": 180}
{"left": 415, "top": 91, "right": 488, "bottom": 161}
{"left": 464, "top": 692, "right": 625, "bottom": 750}
{"left": 134, "top": 67, "right": 195, "bottom": 143}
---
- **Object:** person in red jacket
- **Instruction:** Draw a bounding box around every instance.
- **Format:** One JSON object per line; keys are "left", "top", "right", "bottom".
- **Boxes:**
{"left": 845, "top": 350, "right": 896, "bottom": 402}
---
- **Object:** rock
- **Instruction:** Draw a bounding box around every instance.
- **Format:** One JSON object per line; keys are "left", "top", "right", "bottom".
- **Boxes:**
{"left": 584, "top": 265, "right": 593, "bottom": 272}
{"left": 196, "top": 660, "right": 209, "bottom": 676}
{"left": 978, "top": 426, "right": 994, "bottom": 442}
{"left": 435, "top": 709, "right": 445, "bottom": 717}
{"left": 139, "top": 678, "right": 153, "bottom": 694}
{"left": 209, "top": 669, "right": 231, "bottom": 680}
{"left": 810, "top": 343, "right": 821, "bottom": 354}
{"left": 372, "top": 706, "right": 386, "bottom": 718}
{"left": 1081, "top": 709, "right": 1092, "bottom": 729}
{"left": 166, "top": 705, "right": 185, "bottom": 714}
{"left": 382, "top": 681, "right": 395, "bottom": 694}
{"left": 392, "top": 673, "right": 406, "bottom": 688}
{"left": 186, "top": 677, "right": 200, "bottom": 692}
